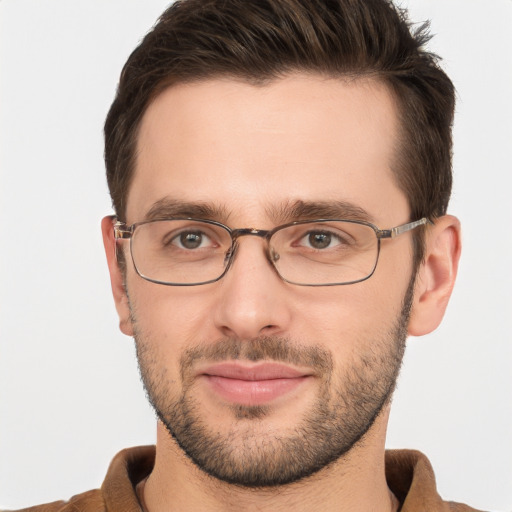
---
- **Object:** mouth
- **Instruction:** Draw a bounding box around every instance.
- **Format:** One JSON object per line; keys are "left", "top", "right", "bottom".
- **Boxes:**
{"left": 197, "top": 362, "right": 313, "bottom": 406}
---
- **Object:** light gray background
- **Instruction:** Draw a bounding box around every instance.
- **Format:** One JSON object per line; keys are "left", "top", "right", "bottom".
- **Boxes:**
{"left": 1, "top": 1, "right": 511, "bottom": 510}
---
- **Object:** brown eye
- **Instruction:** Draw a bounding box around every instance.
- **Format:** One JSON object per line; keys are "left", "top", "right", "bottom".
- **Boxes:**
{"left": 301, "top": 230, "right": 345, "bottom": 250}
{"left": 308, "top": 232, "right": 332, "bottom": 249}
{"left": 179, "top": 232, "right": 204, "bottom": 249}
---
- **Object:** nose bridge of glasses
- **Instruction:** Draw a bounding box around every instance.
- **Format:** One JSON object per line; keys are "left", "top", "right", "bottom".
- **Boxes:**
{"left": 230, "top": 228, "right": 271, "bottom": 241}
{"left": 227, "top": 228, "right": 278, "bottom": 267}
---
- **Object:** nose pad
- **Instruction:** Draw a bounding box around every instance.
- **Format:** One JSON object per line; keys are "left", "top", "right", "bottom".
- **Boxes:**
{"left": 223, "top": 242, "right": 238, "bottom": 267}
{"left": 221, "top": 237, "right": 284, "bottom": 287}
{"left": 223, "top": 236, "right": 281, "bottom": 282}
{"left": 270, "top": 247, "right": 280, "bottom": 262}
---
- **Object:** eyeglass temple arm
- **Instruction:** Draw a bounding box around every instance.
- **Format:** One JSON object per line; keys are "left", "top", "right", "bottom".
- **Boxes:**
{"left": 113, "top": 221, "right": 132, "bottom": 240}
{"left": 376, "top": 217, "right": 430, "bottom": 239}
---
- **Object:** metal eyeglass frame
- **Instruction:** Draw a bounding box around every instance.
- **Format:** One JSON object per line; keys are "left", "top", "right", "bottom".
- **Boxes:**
{"left": 113, "top": 217, "right": 430, "bottom": 287}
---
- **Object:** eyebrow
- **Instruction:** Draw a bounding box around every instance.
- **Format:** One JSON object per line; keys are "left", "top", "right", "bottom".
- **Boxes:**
{"left": 144, "top": 198, "right": 231, "bottom": 223}
{"left": 267, "top": 200, "right": 375, "bottom": 224}
{"left": 143, "top": 197, "right": 374, "bottom": 225}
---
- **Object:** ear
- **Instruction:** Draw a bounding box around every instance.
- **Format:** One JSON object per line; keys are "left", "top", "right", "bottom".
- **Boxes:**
{"left": 408, "top": 215, "right": 461, "bottom": 337}
{"left": 101, "top": 216, "right": 134, "bottom": 336}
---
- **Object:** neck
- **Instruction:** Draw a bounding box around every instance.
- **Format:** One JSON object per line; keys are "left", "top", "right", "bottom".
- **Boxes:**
{"left": 142, "top": 408, "right": 398, "bottom": 512}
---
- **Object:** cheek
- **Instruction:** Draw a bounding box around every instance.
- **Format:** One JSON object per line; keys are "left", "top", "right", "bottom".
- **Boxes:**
{"left": 129, "top": 289, "right": 205, "bottom": 400}
{"left": 128, "top": 277, "right": 215, "bottom": 347}
{"left": 291, "top": 271, "right": 412, "bottom": 367}
{"left": 293, "top": 279, "right": 405, "bottom": 334}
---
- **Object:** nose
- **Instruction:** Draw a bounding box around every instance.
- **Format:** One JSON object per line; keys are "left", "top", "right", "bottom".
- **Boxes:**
{"left": 212, "top": 237, "right": 292, "bottom": 340}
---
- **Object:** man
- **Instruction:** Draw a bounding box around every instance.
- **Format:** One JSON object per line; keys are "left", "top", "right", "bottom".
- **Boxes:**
{"left": 10, "top": 0, "right": 483, "bottom": 510}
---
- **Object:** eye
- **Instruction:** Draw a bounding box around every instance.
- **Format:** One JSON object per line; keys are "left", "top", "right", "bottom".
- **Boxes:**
{"left": 171, "top": 230, "right": 214, "bottom": 250}
{"left": 305, "top": 232, "right": 334, "bottom": 249}
{"left": 298, "top": 230, "right": 347, "bottom": 250}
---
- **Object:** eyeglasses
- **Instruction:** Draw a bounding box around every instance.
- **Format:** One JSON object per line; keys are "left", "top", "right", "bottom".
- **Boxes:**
{"left": 114, "top": 217, "right": 428, "bottom": 287}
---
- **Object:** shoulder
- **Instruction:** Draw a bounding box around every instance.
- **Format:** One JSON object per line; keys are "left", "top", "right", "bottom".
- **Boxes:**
{"left": 3, "top": 446, "right": 155, "bottom": 512}
{"left": 385, "top": 449, "right": 488, "bottom": 512}
{"left": 3, "top": 489, "right": 106, "bottom": 512}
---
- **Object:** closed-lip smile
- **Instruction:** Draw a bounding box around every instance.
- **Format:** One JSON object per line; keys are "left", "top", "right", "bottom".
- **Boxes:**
{"left": 196, "top": 362, "right": 313, "bottom": 406}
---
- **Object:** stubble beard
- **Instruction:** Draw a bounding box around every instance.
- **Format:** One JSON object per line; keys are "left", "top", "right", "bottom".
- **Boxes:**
{"left": 131, "top": 280, "right": 413, "bottom": 488}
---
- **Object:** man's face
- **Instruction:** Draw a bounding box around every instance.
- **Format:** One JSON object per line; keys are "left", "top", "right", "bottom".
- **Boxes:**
{"left": 120, "top": 75, "right": 416, "bottom": 486}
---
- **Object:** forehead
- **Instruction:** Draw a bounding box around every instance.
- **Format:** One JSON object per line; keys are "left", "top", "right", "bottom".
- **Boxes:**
{"left": 128, "top": 74, "right": 407, "bottom": 225}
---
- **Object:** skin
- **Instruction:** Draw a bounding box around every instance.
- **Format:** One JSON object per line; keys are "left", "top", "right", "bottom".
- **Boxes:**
{"left": 102, "top": 74, "right": 461, "bottom": 511}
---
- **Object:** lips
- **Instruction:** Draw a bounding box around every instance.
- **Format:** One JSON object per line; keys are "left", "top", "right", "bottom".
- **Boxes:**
{"left": 198, "top": 362, "right": 312, "bottom": 406}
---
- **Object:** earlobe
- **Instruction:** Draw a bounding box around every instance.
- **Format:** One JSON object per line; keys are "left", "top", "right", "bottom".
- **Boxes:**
{"left": 408, "top": 215, "right": 461, "bottom": 337}
{"left": 101, "top": 216, "right": 134, "bottom": 336}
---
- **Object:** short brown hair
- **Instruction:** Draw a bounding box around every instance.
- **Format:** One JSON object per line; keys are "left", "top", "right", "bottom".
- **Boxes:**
{"left": 104, "top": 0, "right": 455, "bottom": 262}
